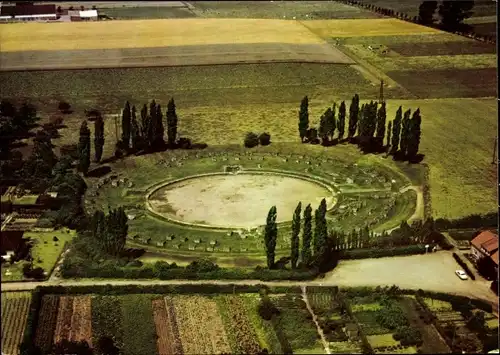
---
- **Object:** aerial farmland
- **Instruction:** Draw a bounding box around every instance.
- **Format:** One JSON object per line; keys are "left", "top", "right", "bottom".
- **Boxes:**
{"left": 0, "top": 1, "right": 498, "bottom": 354}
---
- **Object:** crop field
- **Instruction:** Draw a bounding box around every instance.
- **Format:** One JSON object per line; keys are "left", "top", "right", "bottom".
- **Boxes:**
{"left": 386, "top": 68, "right": 497, "bottom": 99}
{"left": 300, "top": 19, "right": 441, "bottom": 38}
{"left": 1, "top": 19, "right": 326, "bottom": 52}
{"left": 190, "top": 1, "right": 383, "bottom": 20}
{"left": 27, "top": 292, "right": 325, "bottom": 354}
{"left": 388, "top": 41, "right": 496, "bottom": 56}
{"left": 1, "top": 292, "right": 31, "bottom": 355}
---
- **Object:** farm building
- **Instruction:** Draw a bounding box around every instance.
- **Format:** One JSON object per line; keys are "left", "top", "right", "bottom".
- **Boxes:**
{"left": 0, "top": 230, "right": 30, "bottom": 262}
{"left": 471, "top": 230, "right": 499, "bottom": 273}
{"left": 67, "top": 9, "right": 97, "bottom": 21}
{"left": 0, "top": 3, "right": 56, "bottom": 21}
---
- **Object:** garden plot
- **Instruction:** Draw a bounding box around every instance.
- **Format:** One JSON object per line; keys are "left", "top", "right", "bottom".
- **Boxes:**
{"left": 1, "top": 292, "right": 31, "bottom": 355}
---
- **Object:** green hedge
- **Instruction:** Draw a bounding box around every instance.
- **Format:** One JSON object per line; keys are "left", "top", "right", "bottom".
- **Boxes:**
{"left": 61, "top": 262, "right": 319, "bottom": 281}
{"left": 340, "top": 245, "right": 426, "bottom": 259}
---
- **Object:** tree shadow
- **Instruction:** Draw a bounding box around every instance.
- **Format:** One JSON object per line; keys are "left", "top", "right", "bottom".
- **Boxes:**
{"left": 120, "top": 248, "right": 146, "bottom": 260}
{"left": 87, "top": 165, "right": 111, "bottom": 178}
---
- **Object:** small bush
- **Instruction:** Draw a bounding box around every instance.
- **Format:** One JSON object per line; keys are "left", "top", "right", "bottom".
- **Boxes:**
{"left": 258, "top": 296, "right": 280, "bottom": 320}
{"left": 58, "top": 101, "right": 72, "bottom": 114}
{"left": 259, "top": 132, "right": 271, "bottom": 146}
{"left": 393, "top": 326, "right": 423, "bottom": 346}
{"left": 244, "top": 132, "right": 259, "bottom": 148}
{"left": 53, "top": 236, "right": 59, "bottom": 242}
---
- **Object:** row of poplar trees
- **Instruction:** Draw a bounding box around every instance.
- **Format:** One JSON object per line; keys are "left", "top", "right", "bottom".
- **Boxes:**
{"left": 263, "top": 199, "right": 329, "bottom": 269}
{"left": 265, "top": 201, "right": 383, "bottom": 270}
{"left": 121, "top": 99, "right": 179, "bottom": 152}
{"left": 298, "top": 95, "right": 423, "bottom": 161}
{"left": 88, "top": 207, "right": 129, "bottom": 257}
{"left": 75, "top": 99, "right": 180, "bottom": 175}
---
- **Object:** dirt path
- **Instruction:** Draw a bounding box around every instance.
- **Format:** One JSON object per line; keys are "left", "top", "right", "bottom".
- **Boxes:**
{"left": 301, "top": 286, "right": 331, "bottom": 354}
{"left": 400, "top": 185, "right": 424, "bottom": 223}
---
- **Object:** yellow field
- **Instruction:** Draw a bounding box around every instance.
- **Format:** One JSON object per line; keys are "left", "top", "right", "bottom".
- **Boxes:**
{"left": 301, "top": 18, "right": 441, "bottom": 38}
{"left": 0, "top": 19, "right": 325, "bottom": 52}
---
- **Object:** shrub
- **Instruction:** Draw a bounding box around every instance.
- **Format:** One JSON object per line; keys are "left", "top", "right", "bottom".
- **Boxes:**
{"left": 186, "top": 258, "right": 219, "bottom": 273}
{"left": 244, "top": 132, "right": 259, "bottom": 148}
{"left": 394, "top": 326, "right": 423, "bottom": 346}
{"left": 177, "top": 137, "right": 192, "bottom": 149}
{"left": 375, "top": 301, "right": 409, "bottom": 329}
{"left": 258, "top": 296, "right": 280, "bottom": 320}
{"left": 58, "top": 101, "right": 72, "bottom": 114}
{"left": 452, "top": 253, "right": 476, "bottom": 280}
{"left": 53, "top": 236, "right": 59, "bottom": 242}
{"left": 259, "top": 132, "right": 271, "bottom": 146}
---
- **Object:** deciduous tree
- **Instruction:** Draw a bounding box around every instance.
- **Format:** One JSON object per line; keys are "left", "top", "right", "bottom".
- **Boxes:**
{"left": 418, "top": 1, "right": 437, "bottom": 25}
{"left": 438, "top": 1, "right": 474, "bottom": 31}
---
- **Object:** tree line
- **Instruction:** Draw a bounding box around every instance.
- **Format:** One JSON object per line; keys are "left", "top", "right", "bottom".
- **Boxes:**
{"left": 76, "top": 98, "right": 181, "bottom": 176}
{"left": 298, "top": 95, "right": 423, "bottom": 162}
{"left": 342, "top": 0, "right": 494, "bottom": 43}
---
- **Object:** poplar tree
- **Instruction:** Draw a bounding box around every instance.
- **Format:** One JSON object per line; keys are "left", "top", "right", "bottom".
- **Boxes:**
{"left": 121, "top": 101, "right": 131, "bottom": 149}
{"left": 153, "top": 104, "right": 165, "bottom": 149}
{"left": 376, "top": 102, "right": 386, "bottom": 148}
{"left": 347, "top": 94, "right": 360, "bottom": 141}
{"left": 318, "top": 109, "right": 329, "bottom": 146}
{"left": 327, "top": 103, "right": 337, "bottom": 141}
{"left": 94, "top": 115, "right": 105, "bottom": 162}
{"left": 386, "top": 121, "right": 392, "bottom": 150}
{"left": 407, "top": 108, "right": 422, "bottom": 160}
{"left": 301, "top": 204, "right": 313, "bottom": 265}
{"left": 264, "top": 206, "right": 278, "bottom": 269}
{"left": 400, "top": 109, "right": 412, "bottom": 157}
{"left": 338, "top": 101, "right": 346, "bottom": 141}
{"left": 130, "top": 105, "right": 141, "bottom": 152}
{"left": 313, "top": 199, "right": 328, "bottom": 256}
{"left": 290, "top": 202, "right": 302, "bottom": 269}
{"left": 298, "top": 96, "right": 309, "bottom": 142}
{"left": 166, "top": 98, "right": 178, "bottom": 147}
{"left": 391, "top": 106, "right": 403, "bottom": 154}
{"left": 140, "top": 104, "right": 148, "bottom": 137}
{"left": 78, "top": 121, "right": 91, "bottom": 175}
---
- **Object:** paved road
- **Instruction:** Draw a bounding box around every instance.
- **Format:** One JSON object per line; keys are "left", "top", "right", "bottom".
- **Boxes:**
{"left": 2, "top": 252, "right": 496, "bottom": 310}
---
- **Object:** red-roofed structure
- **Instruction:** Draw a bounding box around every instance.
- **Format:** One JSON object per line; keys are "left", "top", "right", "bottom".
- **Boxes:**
{"left": 471, "top": 230, "right": 499, "bottom": 274}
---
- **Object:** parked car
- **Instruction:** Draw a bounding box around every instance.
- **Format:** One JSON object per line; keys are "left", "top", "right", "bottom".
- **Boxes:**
{"left": 455, "top": 270, "right": 468, "bottom": 280}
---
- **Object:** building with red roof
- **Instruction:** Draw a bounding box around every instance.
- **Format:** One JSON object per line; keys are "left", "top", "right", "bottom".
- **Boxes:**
{"left": 471, "top": 230, "right": 498, "bottom": 274}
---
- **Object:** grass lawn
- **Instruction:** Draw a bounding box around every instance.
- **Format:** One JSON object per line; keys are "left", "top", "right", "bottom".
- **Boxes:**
{"left": 378, "top": 346, "right": 417, "bottom": 354}
{"left": 1, "top": 229, "right": 74, "bottom": 281}
{"left": 13, "top": 194, "right": 39, "bottom": 205}
{"left": 367, "top": 333, "right": 399, "bottom": 348}
{"left": 329, "top": 341, "right": 362, "bottom": 354}
{"left": 423, "top": 298, "right": 453, "bottom": 312}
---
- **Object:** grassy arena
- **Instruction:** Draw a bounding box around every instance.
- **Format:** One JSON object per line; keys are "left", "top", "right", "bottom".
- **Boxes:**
{"left": 0, "top": 19, "right": 325, "bottom": 52}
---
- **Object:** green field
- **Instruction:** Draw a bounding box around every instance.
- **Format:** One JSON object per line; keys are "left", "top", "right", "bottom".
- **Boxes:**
{"left": 1, "top": 229, "right": 74, "bottom": 281}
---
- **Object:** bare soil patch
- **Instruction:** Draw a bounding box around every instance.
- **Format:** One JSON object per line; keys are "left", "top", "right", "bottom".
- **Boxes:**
{"left": 389, "top": 41, "right": 496, "bottom": 57}
{"left": 0, "top": 43, "right": 354, "bottom": 71}
{"left": 387, "top": 68, "right": 497, "bottom": 98}
{"left": 148, "top": 173, "right": 336, "bottom": 228}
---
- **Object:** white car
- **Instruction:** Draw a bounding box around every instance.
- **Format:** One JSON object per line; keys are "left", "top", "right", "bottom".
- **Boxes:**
{"left": 455, "top": 270, "right": 468, "bottom": 280}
